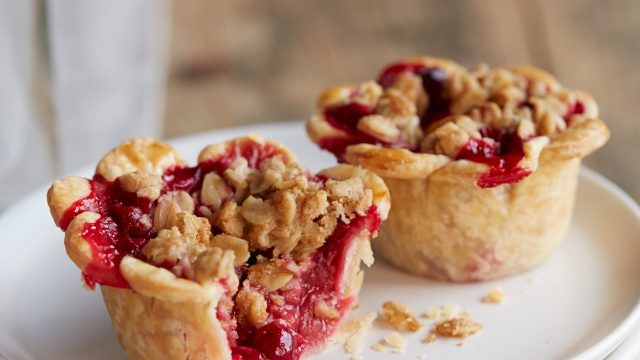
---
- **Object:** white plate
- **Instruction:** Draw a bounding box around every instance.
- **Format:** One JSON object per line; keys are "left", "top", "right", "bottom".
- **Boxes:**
{"left": 1, "top": 122, "right": 640, "bottom": 360}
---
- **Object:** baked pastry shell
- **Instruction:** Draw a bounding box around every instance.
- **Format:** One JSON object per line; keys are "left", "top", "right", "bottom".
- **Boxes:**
{"left": 48, "top": 136, "right": 390, "bottom": 359}
{"left": 340, "top": 118, "right": 607, "bottom": 283}
{"left": 374, "top": 158, "right": 580, "bottom": 282}
{"left": 100, "top": 260, "right": 231, "bottom": 360}
{"left": 101, "top": 230, "right": 377, "bottom": 360}
{"left": 306, "top": 57, "right": 610, "bottom": 281}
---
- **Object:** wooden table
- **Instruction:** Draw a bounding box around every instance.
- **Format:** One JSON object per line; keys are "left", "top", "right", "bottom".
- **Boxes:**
{"left": 165, "top": 0, "right": 640, "bottom": 201}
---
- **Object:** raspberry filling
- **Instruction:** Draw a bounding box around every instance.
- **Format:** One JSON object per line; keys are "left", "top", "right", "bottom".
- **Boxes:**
{"left": 456, "top": 129, "right": 531, "bottom": 188}
{"left": 56, "top": 139, "right": 382, "bottom": 360}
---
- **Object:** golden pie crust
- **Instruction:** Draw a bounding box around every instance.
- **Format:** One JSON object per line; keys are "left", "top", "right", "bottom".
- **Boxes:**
{"left": 47, "top": 135, "right": 390, "bottom": 359}
{"left": 306, "top": 56, "right": 610, "bottom": 281}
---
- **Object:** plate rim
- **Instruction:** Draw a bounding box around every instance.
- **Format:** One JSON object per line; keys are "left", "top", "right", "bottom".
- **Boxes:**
{"left": 1, "top": 122, "right": 639, "bottom": 360}
{"left": 569, "top": 166, "right": 640, "bottom": 360}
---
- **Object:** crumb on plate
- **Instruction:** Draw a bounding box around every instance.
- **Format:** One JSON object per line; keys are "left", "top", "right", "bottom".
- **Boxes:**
{"left": 333, "top": 312, "right": 377, "bottom": 354}
{"left": 382, "top": 301, "right": 422, "bottom": 331}
{"left": 435, "top": 318, "right": 483, "bottom": 338}
{"left": 482, "top": 286, "right": 505, "bottom": 304}
{"left": 422, "top": 332, "right": 437, "bottom": 344}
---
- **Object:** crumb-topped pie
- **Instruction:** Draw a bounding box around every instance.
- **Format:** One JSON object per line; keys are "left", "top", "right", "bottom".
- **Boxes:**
{"left": 306, "top": 56, "right": 609, "bottom": 282}
{"left": 47, "top": 135, "right": 390, "bottom": 359}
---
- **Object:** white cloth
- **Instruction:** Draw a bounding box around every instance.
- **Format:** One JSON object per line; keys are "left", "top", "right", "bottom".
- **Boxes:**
{"left": 0, "top": 0, "right": 169, "bottom": 210}
{"left": 0, "top": 0, "right": 54, "bottom": 210}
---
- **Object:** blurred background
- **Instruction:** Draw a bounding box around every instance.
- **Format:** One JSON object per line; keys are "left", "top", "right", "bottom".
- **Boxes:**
{"left": 1, "top": 0, "right": 638, "bottom": 210}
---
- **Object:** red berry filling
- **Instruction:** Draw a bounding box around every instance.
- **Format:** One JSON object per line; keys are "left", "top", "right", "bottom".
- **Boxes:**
{"left": 57, "top": 139, "right": 382, "bottom": 360}
{"left": 564, "top": 101, "right": 585, "bottom": 126}
{"left": 58, "top": 140, "right": 289, "bottom": 290}
{"left": 80, "top": 216, "right": 130, "bottom": 288}
{"left": 228, "top": 206, "right": 379, "bottom": 359}
{"left": 320, "top": 103, "right": 400, "bottom": 161}
{"left": 324, "top": 102, "right": 375, "bottom": 133}
{"left": 163, "top": 140, "right": 285, "bottom": 194}
{"left": 318, "top": 62, "right": 451, "bottom": 160}
{"left": 245, "top": 321, "right": 303, "bottom": 360}
{"left": 377, "top": 61, "right": 450, "bottom": 126}
{"left": 314, "top": 61, "right": 559, "bottom": 188}
{"left": 57, "top": 181, "right": 109, "bottom": 231}
{"left": 232, "top": 346, "right": 267, "bottom": 360}
{"left": 59, "top": 179, "right": 157, "bottom": 289}
{"left": 456, "top": 129, "right": 531, "bottom": 188}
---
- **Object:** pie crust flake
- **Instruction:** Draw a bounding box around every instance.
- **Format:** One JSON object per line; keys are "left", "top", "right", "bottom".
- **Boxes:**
{"left": 47, "top": 135, "right": 390, "bottom": 360}
{"left": 306, "top": 56, "right": 610, "bottom": 281}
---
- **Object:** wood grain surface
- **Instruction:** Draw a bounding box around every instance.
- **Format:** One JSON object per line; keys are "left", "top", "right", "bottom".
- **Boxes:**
{"left": 164, "top": 0, "right": 639, "bottom": 200}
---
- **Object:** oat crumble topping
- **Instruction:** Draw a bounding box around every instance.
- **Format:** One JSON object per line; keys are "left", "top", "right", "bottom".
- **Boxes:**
{"left": 309, "top": 58, "right": 606, "bottom": 188}
{"left": 327, "top": 63, "right": 593, "bottom": 150}
{"left": 141, "top": 154, "right": 375, "bottom": 287}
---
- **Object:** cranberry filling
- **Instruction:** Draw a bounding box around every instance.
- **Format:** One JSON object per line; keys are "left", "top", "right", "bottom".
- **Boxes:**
{"left": 56, "top": 139, "right": 383, "bottom": 360}
{"left": 80, "top": 216, "right": 129, "bottom": 288}
{"left": 317, "top": 136, "right": 374, "bottom": 162}
{"left": 324, "top": 102, "right": 375, "bottom": 133}
{"left": 319, "top": 102, "right": 406, "bottom": 162}
{"left": 232, "top": 347, "right": 267, "bottom": 360}
{"left": 377, "top": 62, "right": 450, "bottom": 127}
{"left": 58, "top": 181, "right": 109, "bottom": 231}
{"left": 456, "top": 128, "right": 531, "bottom": 188}
{"left": 320, "top": 102, "right": 414, "bottom": 161}
{"left": 318, "top": 61, "right": 451, "bottom": 159}
{"left": 245, "top": 321, "right": 303, "bottom": 360}
{"left": 57, "top": 140, "right": 287, "bottom": 290}
{"left": 59, "top": 178, "right": 156, "bottom": 289}
{"left": 377, "top": 62, "right": 427, "bottom": 87}
{"left": 417, "top": 67, "right": 450, "bottom": 126}
{"left": 316, "top": 62, "right": 579, "bottom": 188}
{"left": 232, "top": 206, "right": 380, "bottom": 360}
{"left": 564, "top": 101, "right": 585, "bottom": 125}
{"left": 320, "top": 103, "right": 393, "bottom": 161}
{"left": 163, "top": 141, "right": 285, "bottom": 194}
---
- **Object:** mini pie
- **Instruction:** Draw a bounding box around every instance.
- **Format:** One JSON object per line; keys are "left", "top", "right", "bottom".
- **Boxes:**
{"left": 47, "top": 135, "right": 390, "bottom": 360}
{"left": 306, "top": 56, "right": 610, "bottom": 282}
